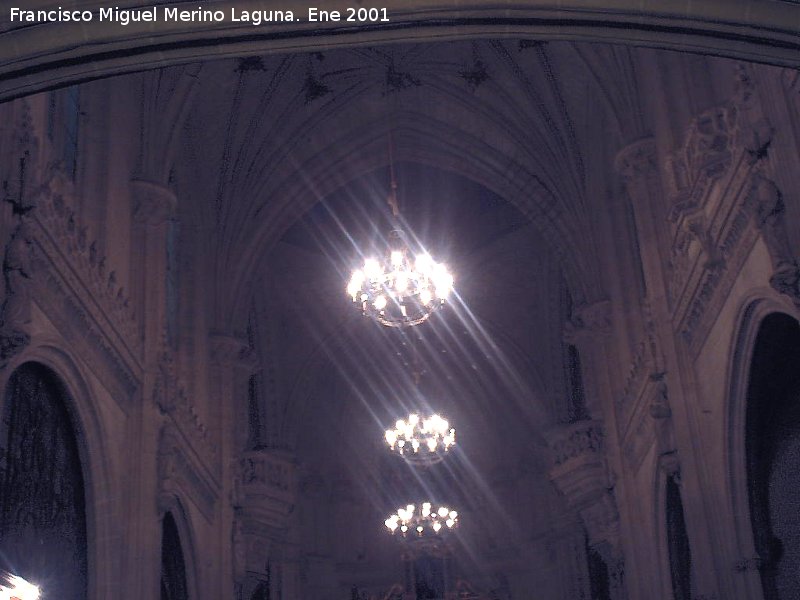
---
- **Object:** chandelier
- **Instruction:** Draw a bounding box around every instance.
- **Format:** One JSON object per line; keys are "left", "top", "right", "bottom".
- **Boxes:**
{"left": 346, "top": 136, "right": 453, "bottom": 328}
{"left": 347, "top": 233, "right": 453, "bottom": 328}
{"left": 0, "top": 574, "right": 40, "bottom": 600}
{"left": 385, "top": 502, "right": 459, "bottom": 540}
{"left": 385, "top": 413, "right": 455, "bottom": 465}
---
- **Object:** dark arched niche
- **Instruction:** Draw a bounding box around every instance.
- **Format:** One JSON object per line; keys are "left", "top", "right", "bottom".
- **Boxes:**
{"left": 160, "top": 512, "right": 189, "bottom": 600}
{"left": 745, "top": 312, "right": 800, "bottom": 599}
{"left": 666, "top": 474, "right": 692, "bottom": 600}
{"left": 0, "top": 362, "right": 88, "bottom": 598}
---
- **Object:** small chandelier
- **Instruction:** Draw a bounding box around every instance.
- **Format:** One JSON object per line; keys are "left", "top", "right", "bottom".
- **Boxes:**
{"left": 385, "top": 413, "right": 455, "bottom": 465}
{"left": 385, "top": 502, "right": 459, "bottom": 540}
{"left": 346, "top": 137, "right": 453, "bottom": 328}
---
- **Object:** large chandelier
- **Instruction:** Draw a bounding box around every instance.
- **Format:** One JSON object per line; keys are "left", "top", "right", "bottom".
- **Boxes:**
{"left": 385, "top": 413, "right": 455, "bottom": 465}
{"left": 346, "top": 136, "right": 453, "bottom": 328}
{"left": 0, "top": 574, "right": 40, "bottom": 600}
{"left": 347, "top": 233, "right": 453, "bottom": 328}
{"left": 385, "top": 502, "right": 459, "bottom": 540}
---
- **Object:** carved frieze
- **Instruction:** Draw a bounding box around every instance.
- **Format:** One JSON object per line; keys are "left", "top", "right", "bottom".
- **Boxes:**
{"left": 665, "top": 104, "right": 736, "bottom": 219}
{"left": 665, "top": 65, "right": 777, "bottom": 332}
{"left": 666, "top": 72, "right": 782, "bottom": 352}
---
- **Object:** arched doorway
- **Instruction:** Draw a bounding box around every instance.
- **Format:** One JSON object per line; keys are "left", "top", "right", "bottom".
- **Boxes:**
{"left": 160, "top": 512, "right": 189, "bottom": 600}
{"left": 745, "top": 312, "right": 800, "bottom": 599}
{"left": 0, "top": 362, "right": 88, "bottom": 598}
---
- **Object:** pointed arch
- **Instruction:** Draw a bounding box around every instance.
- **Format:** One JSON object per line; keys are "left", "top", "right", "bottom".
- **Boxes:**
{"left": 0, "top": 361, "right": 88, "bottom": 598}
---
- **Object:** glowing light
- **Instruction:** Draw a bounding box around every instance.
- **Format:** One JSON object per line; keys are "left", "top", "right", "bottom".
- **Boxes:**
{"left": 0, "top": 575, "right": 40, "bottom": 600}
{"left": 384, "top": 502, "right": 460, "bottom": 541}
{"left": 347, "top": 235, "right": 453, "bottom": 327}
{"left": 385, "top": 412, "right": 456, "bottom": 465}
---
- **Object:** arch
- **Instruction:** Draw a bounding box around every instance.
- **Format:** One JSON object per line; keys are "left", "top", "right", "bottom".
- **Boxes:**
{"left": 2, "top": 2, "right": 800, "bottom": 101}
{"left": 0, "top": 342, "right": 117, "bottom": 600}
{"left": 739, "top": 311, "right": 800, "bottom": 598}
{"left": 0, "top": 361, "right": 88, "bottom": 598}
{"left": 725, "top": 294, "right": 798, "bottom": 599}
{"left": 158, "top": 496, "right": 200, "bottom": 600}
{"left": 224, "top": 114, "right": 596, "bottom": 332}
{"left": 160, "top": 512, "right": 189, "bottom": 600}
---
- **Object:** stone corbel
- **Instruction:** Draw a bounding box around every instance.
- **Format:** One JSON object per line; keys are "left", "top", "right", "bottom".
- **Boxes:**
{"left": 547, "top": 420, "right": 625, "bottom": 576}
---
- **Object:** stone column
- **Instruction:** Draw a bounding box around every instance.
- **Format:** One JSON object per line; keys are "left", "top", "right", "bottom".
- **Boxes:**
{"left": 615, "top": 138, "right": 722, "bottom": 599}
{"left": 210, "top": 333, "right": 254, "bottom": 599}
{"left": 124, "top": 179, "right": 176, "bottom": 600}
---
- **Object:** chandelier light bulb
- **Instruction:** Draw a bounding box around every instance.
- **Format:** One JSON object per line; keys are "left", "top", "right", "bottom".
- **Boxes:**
{"left": 385, "top": 502, "right": 460, "bottom": 541}
{"left": 347, "top": 235, "right": 453, "bottom": 327}
{"left": 385, "top": 412, "right": 456, "bottom": 465}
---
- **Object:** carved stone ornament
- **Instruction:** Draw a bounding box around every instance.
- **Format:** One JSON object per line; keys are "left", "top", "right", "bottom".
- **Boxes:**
{"left": 770, "top": 262, "right": 800, "bottom": 308}
{"left": 237, "top": 449, "right": 296, "bottom": 531}
{"left": 563, "top": 299, "right": 612, "bottom": 344}
{"left": 614, "top": 138, "right": 657, "bottom": 184}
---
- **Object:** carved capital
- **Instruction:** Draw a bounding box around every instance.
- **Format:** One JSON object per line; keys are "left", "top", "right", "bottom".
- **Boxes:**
{"left": 615, "top": 138, "right": 657, "bottom": 184}
{"left": 132, "top": 179, "right": 177, "bottom": 225}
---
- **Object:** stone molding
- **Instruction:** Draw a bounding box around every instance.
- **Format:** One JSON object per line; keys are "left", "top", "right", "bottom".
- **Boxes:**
{"left": 158, "top": 422, "right": 220, "bottom": 523}
{"left": 154, "top": 338, "right": 219, "bottom": 467}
